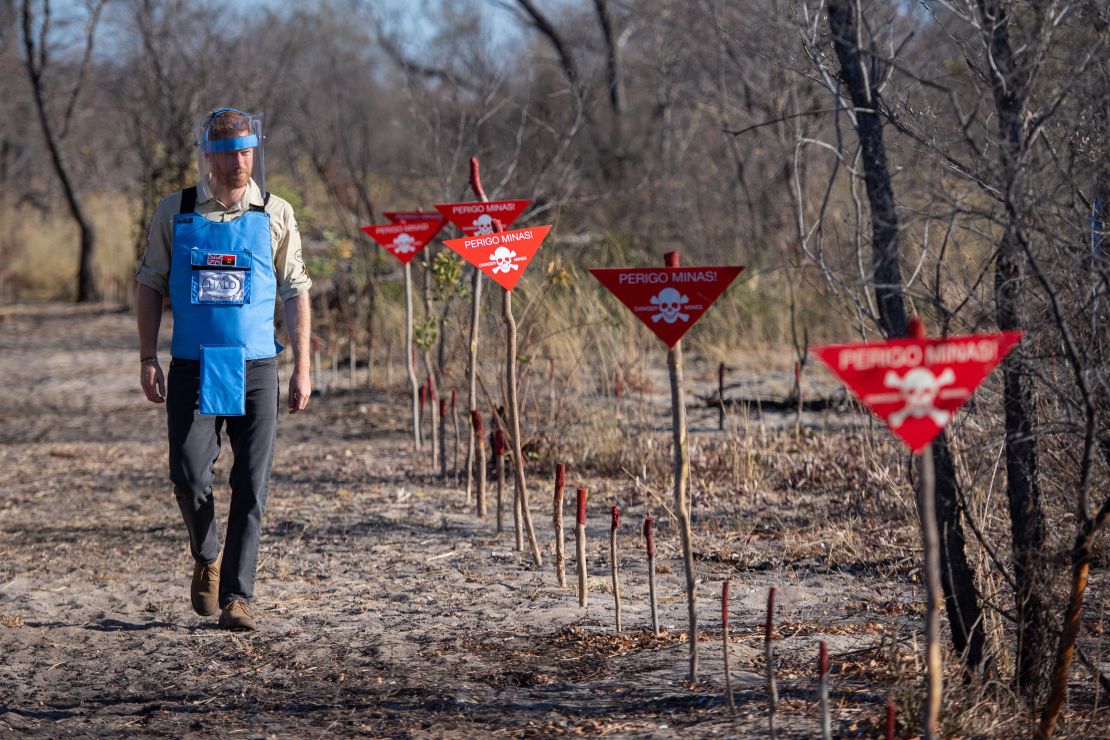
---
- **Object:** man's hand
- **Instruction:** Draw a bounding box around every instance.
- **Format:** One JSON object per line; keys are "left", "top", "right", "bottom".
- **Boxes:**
{"left": 283, "top": 291, "right": 312, "bottom": 414}
{"left": 141, "top": 361, "right": 166, "bottom": 403}
{"left": 288, "top": 370, "right": 311, "bottom": 414}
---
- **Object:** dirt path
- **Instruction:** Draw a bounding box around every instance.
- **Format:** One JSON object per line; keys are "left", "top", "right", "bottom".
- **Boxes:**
{"left": 1, "top": 303, "right": 932, "bottom": 737}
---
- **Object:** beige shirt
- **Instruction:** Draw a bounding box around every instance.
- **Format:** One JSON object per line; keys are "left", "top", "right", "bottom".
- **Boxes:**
{"left": 135, "top": 179, "right": 311, "bottom": 302}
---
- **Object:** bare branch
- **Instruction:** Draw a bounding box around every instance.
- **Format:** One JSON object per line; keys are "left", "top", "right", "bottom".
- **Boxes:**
{"left": 59, "top": 0, "right": 107, "bottom": 140}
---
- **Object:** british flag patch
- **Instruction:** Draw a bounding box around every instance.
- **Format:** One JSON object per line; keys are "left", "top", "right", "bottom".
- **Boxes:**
{"left": 207, "top": 253, "right": 236, "bottom": 267}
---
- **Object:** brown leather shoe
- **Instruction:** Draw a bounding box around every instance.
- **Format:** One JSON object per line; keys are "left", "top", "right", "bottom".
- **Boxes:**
{"left": 218, "top": 599, "right": 257, "bottom": 631}
{"left": 190, "top": 556, "right": 221, "bottom": 617}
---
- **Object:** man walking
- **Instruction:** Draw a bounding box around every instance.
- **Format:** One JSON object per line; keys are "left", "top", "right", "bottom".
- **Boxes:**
{"left": 135, "top": 108, "right": 312, "bottom": 631}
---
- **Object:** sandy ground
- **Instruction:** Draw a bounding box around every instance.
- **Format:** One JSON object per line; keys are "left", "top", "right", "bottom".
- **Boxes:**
{"left": 1, "top": 302, "right": 1086, "bottom": 738}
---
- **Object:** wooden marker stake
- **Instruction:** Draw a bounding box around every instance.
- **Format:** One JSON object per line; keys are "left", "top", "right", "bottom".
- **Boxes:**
{"left": 919, "top": 443, "right": 942, "bottom": 740}
{"left": 886, "top": 699, "right": 896, "bottom": 740}
{"left": 794, "top": 360, "right": 803, "bottom": 439}
{"left": 367, "top": 332, "right": 373, "bottom": 388}
{"left": 610, "top": 506, "right": 622, "bottom": 633}
{"left": 463, "top": 157, "right": 485, "bottom": 505}
{"left": 438, "top": 397, "right": 448, "bottom": 479}
{"left": 722, "top": 581, "right": 736, "bottom": 714}
{"left": 451, "top": 389, "right": 460, "bottom": 486}
{"left": 644, "top": 514, "right": 658, "bottom": 636}
{"left": 419, "top": 381, "right": 427, "bottom": 435}
{"left": 499, "top": 224, "right": 542, "bottom": 566}
{"left": 614, "top": 367, "right": 624, "bottom": 424}
{"left": 427, "top": 374, "right": 439, "bottom": 472}
{"left": 471, "top": 411, "right": 486, "bottom": 518}
{"left": 349, "top": 328, "right": 356, "bottom": 388}
{"left": 548, "top": 358, "right": 556, "bottom": 423}
{"left": 312, "top": 334, "right": 322, "bottom": 393}
{"left": 576, "top": 487, "right": 587, "bottom": 608}
{"left": 766, "top": 586, "right": 778, "bottom": 739}
{"left": 665, "top": 251, "right": 698, "bottom": 683}
{"left": 405, "top": 263, "right": 421, "bottom": 450}
{"left": 718, "top": 362, "right": 726, "bottom": 431}
{"left": 494, "top": 428, "right": 506, "bottom": 535}
{"left": 819, "top": 640, "right": 831, "bottom": 739}
{"left": 553, "top": 464, "right": 566, "bottom": 587}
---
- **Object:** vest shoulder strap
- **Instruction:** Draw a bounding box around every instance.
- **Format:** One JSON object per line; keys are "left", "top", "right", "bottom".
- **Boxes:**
{"left": 179, "top": 187, "right": 197, "bottom": 214}
{"left": 248, "top": 192, "right": 270, "bottom": 213}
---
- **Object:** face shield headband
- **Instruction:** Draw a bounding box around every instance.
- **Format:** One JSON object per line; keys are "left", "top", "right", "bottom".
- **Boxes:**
{"left": 201, "top": 108, "right": 259, "bottom": 153}
{"left": 194, "top": 107, "right": 266, "bottom": 203}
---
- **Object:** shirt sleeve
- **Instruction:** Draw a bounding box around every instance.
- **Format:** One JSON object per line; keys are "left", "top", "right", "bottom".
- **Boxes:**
{"left": 134, "top": 193, "right": 178, "bottom": 295}
{"left": 273, "top": 201, "right": 312, "bottom": 301}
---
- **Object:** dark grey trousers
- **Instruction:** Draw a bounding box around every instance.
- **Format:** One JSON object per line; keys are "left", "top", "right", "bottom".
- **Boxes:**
{"left": 167, "top": 357, "right": 279, "bottom": 607}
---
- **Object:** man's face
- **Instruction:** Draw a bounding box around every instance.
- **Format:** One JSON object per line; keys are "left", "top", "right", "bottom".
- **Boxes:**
{"left": 207, "top": 139, "right": 253, "bottom": 190}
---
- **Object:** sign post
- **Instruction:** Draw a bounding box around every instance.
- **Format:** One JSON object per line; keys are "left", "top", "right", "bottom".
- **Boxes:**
{"left": 591, "top": 254, "right": 743, "bottom": 683}
{"left": 385, "top": 211, "right": 448, "bottom": 470}
{"left": 436, "top": 166, "right": 529, "bottom": 504}
{"left": 442, "top": 178, "right": 547, "bottom": 567}
{"left": 813, "top": 320, "right": 1020, "bottom": 739}
{"left": 361, "top": 217, "right": 445, "bottom": 451}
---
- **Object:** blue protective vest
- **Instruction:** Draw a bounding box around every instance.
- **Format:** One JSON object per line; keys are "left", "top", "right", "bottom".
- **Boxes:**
{"left": 168, "top": 188, "right": 280, "bottom": 361}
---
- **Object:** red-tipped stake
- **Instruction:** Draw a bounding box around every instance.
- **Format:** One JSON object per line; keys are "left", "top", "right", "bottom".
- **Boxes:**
{"left": 468, "top": 156, "right": 486, "bottom": 200}
{"left": 576, "top": 487, "right": 588, "bottom": 608}
{"left": 886, "top": 699, "right": 896, "bottom": 740}
{"left": 610, "top": 506, "right": 622, "bottom": 633}
{"left": 450, "top": 389, "right": 460, "bottom": 487}
{"left": 553, "top": 465, "right": 566, "bottom": 588}
{"left": 470, "top": 411, "right": 486, "bottom": 518}
{"left": 819, "top": 640, "right": 830, "bottom": 739}
{"left": 722, "top": 581, "right": 736, "bottom": 714}
{"left": 766, "top": 586, "right": 778, "bottom": 739}
{"left": 644, "top": 515, "right": 659, "bottom": 636}
{"left": 494, "top": 428, "right": 507, "bottom": 537}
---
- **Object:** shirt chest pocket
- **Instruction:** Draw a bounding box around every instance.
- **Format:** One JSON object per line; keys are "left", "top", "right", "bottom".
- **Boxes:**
{"left": 190, "top": 249, "right": 252, "bottom": 305}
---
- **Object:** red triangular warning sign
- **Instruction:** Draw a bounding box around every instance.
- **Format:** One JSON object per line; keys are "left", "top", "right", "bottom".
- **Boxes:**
{"left": 812, "top": 331, "right": 1021, "bottom": 453}
{"left": 384, "top": 210, "right": 445, "bottom": 226}
{"left": 442, "top": 225, "right": 551, "bottom": 291}
{"left": 434, "top": 200, "right": 530, "bottom": 236}
{"left": 589, "top": 266, "right": 744, "bottom": 348}
{"left": 360, "top": 220, "right": 445, "bottom": 265}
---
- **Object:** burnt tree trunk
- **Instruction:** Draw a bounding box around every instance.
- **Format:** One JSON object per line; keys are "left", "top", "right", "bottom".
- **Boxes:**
{"left": 828, "top": 0, "right": 986, "bottom": 673}
{"left": 978, "top": 0, "right": 1053, "bottom": 704}
{"left": 22, "top": 0, "right": 98, "bottom": 302}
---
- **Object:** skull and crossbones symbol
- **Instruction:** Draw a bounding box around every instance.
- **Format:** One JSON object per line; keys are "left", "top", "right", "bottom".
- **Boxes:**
{"left": 473, "top": 214, "right": 495, "bottom": 235}
{"left": 884, "top": 367, "right": 956, "bottom": 428}
{"left": 650, "top": 287, "right": 690, "bottom": 323}
{"left": 490, "top": 246, "right": 519, "bottom": 274}
{"left": 391, "top": 233, "right": 417, "bottom": 254}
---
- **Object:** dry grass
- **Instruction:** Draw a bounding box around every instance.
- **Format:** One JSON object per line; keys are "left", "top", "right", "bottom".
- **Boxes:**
{"left": 0, "top": 194, "right": 137, "bottom": 301}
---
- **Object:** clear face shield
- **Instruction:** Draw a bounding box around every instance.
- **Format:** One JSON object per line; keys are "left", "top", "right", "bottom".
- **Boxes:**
{"left": 194, "top": 108, "right": 265, "bottom": 203}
